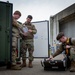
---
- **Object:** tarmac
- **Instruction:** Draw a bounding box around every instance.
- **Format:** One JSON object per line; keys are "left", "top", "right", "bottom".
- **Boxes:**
{"left": 0, "top": 58, "right": 75, "bottom": 75}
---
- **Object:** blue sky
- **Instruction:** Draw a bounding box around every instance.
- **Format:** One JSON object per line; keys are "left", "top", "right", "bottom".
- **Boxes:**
{"left": 1, "top": 0, "right": 75, "bottom": 23}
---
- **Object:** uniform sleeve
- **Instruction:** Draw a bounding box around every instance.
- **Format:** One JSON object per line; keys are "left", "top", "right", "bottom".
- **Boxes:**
{"left": 13, "top": 18, "right": 23, "bottom": 30}
{"left": 71, "top": 38, "right": 75, "bottom": 45}
{"left": 19, "top": 24, "right": 25, "bottom": 37}
{"left": 13, "top": 18, "right": 24, "bottom": 33}
{"left": 53, "top": 44, "right": 63, "bottom": 57}
{"left": 32, "top": 25, "right": 37, "bottom": 34}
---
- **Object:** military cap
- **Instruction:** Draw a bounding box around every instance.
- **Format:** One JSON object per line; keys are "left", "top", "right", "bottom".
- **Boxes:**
{"left": 27, "top": 15, "right": 33, "bottom": 19}
{"left": 14, "top": 10, "right": 21, "bottom": 16}
{"left": 56, "top": 32, "right": 64, "bottom": 40}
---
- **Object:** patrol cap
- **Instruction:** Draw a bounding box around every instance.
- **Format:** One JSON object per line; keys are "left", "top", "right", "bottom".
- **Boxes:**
{"left": 27, "top": 15, "right": 33, "bottom": 19}
{"left": 14, "top": 10, "right": 21, "bottom": 16}
{"left": 56, "top": 32, "right": 64, "bottom": 40}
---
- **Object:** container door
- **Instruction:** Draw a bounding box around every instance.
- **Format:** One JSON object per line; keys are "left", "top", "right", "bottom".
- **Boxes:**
{"left": 32, "top": 21, "right": 49, "bottom": 57}
{"left": 0, "top": 1, "right": 12, "bottom": 66}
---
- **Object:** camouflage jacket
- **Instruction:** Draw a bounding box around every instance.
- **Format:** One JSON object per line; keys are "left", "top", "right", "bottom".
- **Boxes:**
{"left": 53, "top": 38, "right": 75, "bottom": 57}
{"left": 12, "top": 18, "right": 23, "bottom": 37}
{"left": 22, "top": 21, "right": 37, "bottom": 40}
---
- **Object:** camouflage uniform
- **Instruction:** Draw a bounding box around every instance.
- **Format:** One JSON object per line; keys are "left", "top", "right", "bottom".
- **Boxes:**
{"left": 11, "top": 18, "right": 23, "bottom": 70}
{"left": 21, "top": 22, "right": 37, "bottom": 67}
{"left": 53, "top": 38, "right": 75, "bottom": 72}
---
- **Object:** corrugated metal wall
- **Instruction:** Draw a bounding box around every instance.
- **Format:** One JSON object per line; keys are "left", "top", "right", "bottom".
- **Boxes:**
{"left": 59, "top": 19, "right": 75, "bottom": 38}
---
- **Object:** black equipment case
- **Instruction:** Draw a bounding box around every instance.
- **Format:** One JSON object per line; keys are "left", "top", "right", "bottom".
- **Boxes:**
{"left": 41, "top": 54, "right": 68, "bottom": 71}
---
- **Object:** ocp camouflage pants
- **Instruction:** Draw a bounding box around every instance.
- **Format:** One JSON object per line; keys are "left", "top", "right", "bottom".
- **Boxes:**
{"left": 20, "top": 40, "right": 34, "bottom": 61}
{"left": 70, "top": 46, "right": 75, "bottom": 61}
{"left": 12, "top": 36, "right": 18, "bottom": 65}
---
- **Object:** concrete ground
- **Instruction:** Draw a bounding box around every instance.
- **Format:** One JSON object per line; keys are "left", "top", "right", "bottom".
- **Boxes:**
{"left": 0, "top": 58, "right": 75, "bottom": 75}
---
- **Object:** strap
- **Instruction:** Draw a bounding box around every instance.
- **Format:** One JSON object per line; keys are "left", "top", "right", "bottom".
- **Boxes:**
{"left": 66, "top": 38, "right": 69, "bottom": 55}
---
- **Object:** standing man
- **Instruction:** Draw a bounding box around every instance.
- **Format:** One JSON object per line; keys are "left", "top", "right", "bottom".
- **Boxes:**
{"left": 21, "top": 15, "right": 37, "bottom": 68}
{"left": 48, "top": 32, "right": 75, "bottom": 72}
{"left": 12, "top": 10, "right": 25, "bottom": 70}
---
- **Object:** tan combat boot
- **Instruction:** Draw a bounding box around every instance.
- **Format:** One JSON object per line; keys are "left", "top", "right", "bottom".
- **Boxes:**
{"left": 70, "top": 61, "right": 75, "bottom": 72}
{"left": 28, "top": 60, "right": 33, "bottom": 68}
{"left": 11, "top": 65, "right": 22, "bottom": 70}
{"left": 22, "top": 60, "right": 26, "bottom": 67}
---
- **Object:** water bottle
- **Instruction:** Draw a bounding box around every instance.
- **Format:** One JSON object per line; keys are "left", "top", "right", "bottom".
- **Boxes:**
{"left": 20, "top": 57, "right": 23, "bottom": 65}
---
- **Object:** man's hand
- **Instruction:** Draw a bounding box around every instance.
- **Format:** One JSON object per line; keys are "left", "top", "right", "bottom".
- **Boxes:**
{"left": 46, "top": 55, "right": 53, "bottom": 61}
{"left": 66, "top": 45, "right": 71, "bottom": 49}
{"left": 28, "top": 29, "right": 33, "bottom": 32}
{"left": 23, "top": 32, "right": 28, "bottom": 36}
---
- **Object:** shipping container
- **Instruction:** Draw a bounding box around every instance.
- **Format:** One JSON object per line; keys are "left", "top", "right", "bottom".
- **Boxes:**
{"left": 0, "top": 1, "right": 12, "bottom": 67}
